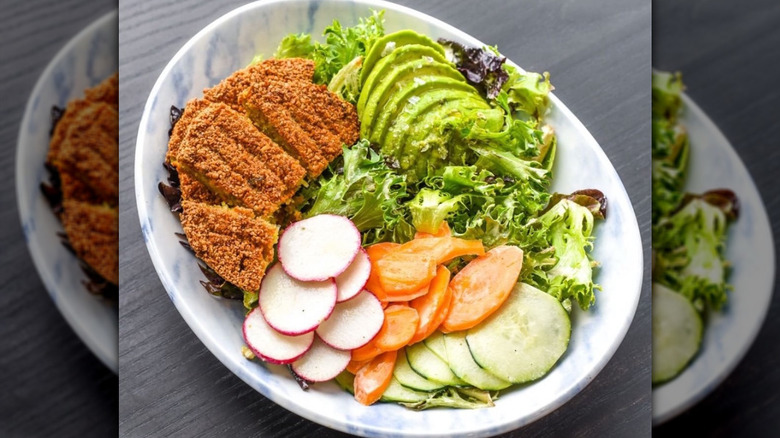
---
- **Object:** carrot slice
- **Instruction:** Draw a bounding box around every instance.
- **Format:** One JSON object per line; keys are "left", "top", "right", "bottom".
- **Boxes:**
{"left": 409, "top": 265, "right": 452, "bottom": 344}
{"left": 374, "top": 305, "right": 420, "bottom": 351}
{"left": 385, "top": 284, "right": 429, "bottom": 302}
{"left": 376, "top": 252, "right": 437, "bottom": 295}
{"left": 354, "top": 350, "right": 398, "bottom": 406}
{"left": 347, "top": 359, "right": 368, "bottom": 374}
{"left": 365, "top": 243, "right": 399, "bottom": 300}
{"left": 390, "top": 236, "right": 485, "bottom": 265}
{"left": 414, "top": 222, "right": 451, "bottom": 239}
{"left": 351, "top": 339, "right": 383, "bottom": 362}
{"left": 440, "top": 245, "right": 524, "bottom": 333}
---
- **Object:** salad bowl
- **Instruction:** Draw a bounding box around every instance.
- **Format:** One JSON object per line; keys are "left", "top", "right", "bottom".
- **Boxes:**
{"left": 135, "top": 1, "right": 643, "bottom": 436}
{"left": 16, "top": 11, "right": 118, "bottom": 373}
{"left": 652, "top": 93, "right": 775, "bottom": 424}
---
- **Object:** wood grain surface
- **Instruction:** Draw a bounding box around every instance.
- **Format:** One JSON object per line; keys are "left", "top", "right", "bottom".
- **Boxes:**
{"left": 653, "top": 1, "right": 780, "bottom": 436}
{"left": 0, "top": 0, "right": 118, "bottom": 437}
{"left": 118, "top": 1, "right": 651, "bottom": 437}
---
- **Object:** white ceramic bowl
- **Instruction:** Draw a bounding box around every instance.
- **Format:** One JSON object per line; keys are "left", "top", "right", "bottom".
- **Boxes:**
{"left": 135, "top": 1, "right": 643, "bottom": 436}
{"left": 16, "top": 11, "right": 118, "bottom": 372}
{"left": 652, "top": 94, "right": 775, "bottom": 424}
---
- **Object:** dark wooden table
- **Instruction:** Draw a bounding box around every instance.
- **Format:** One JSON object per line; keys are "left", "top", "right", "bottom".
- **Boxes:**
{"left": 653, "top": 1, "right": 780, "bottom": 436}
{"left": 118, "top": 0, "right": 651, "bottom": 436}
{"left": 0, "top": 0, "right": 118, "bottom": 437}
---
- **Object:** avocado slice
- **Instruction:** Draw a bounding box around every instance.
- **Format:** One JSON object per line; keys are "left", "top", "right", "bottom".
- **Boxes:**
{"left": 368, "top": 75, "right": 477, "bottom": 143}
{"left": 360, "top": 30, "right": 446, "bottom": 86}
{"left": 357, "top": 45, "right": 451, "bottom": 117}
{"left": 380, "top": 88, "right": 483, "bottom": 158}
{"left": 399, "top": 100, "right": 493, "bottom": 180}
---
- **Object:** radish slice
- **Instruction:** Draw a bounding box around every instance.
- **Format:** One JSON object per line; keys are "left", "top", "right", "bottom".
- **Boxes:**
{"left": 278, "top": 214, "right": 361, "bottom": 281}
{"left": 335, "top": 249, "right": 371, "bottom": 302}
{"left": 292, "top": 336, "right": 352, "bottom": 382}
{"left": 259, "top": 264, "right": 337, "bottom": 335}
{"left": 243, "top": 307, "right": 314, "bottom": 364}
{"left": 316, "top": 290, "right": 385, "bottom": 350}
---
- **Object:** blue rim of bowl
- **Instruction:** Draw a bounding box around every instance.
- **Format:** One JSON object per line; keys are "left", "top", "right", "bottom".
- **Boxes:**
{"left": 15, "top": 10, "right": 118, "bottom": 373}
{"left": 651, "top": 93, "right": 776, "bottom": 425}
{"left": 134, "top": 0, "right": 643, "bottom": 435}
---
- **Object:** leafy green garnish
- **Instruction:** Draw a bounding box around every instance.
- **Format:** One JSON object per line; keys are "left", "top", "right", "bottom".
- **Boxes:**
{"left": 302, "top": 140, "right": 409, "bottom": 245}
{"left": 653, "top": 197, "right": 734, "bottom": 310}
{"left": 274, "top": 10, "right": 385, "bottom": 85}
{"left": 529, "top": 198, "right": 600, "bottom": 310}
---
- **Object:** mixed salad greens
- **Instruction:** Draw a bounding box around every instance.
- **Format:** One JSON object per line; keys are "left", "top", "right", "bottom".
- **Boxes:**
{"left": 651, "top": 71, "right": 738, "bottom": 384}
{"left": 256, "top": 12, "right": 608, "bottom": 407}
{"left": 281, "top": 14, "right": 604, "bottom": 315}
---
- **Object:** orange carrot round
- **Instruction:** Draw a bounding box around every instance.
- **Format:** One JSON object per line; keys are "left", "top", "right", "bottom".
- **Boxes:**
{"left": 346, "top": 359, "right": 368, "bottom": 374}
{"left": 354, "top": 350, "right": 398, "bottom": 406}
{"left": 351, "top": 339, "right": 383, "bottom": 362}
{"left": 409, "top": 265, "right": 452, "bottom": 344}
{"left": 376, "top": 253, "right": 436, "bottom": 295}
{"left": 364, "top": 242, "right": 399, "bottom": 300}
{"left": 440, "top": 245, "right": 524, "bottom": 333}
{"left": 374, "top": 305, "right": 420, "bottom": 351}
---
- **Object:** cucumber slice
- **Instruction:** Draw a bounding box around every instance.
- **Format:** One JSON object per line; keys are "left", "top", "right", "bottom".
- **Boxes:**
{"left": 334, "top": 370, "right": 354, "bottom": 394}
{"left": 393, "top": 348, "right": 446, "bottom": 392}
{"left": 443, "top": 332, "right": 512, "bottom": 390}
{"left": 381, "top": 377, "right": 430, "bottom": 403}
{"left": 406, "top": 342, "right": 466, "bottom": 386}
{"left": 422, "top": 331, "right": 448, "bottom": 361}
{"left": 652, "top": 283, "right": 703, "bottom": 384}
{"left": 466, "top": 283, "right": 571, "bottom": 384}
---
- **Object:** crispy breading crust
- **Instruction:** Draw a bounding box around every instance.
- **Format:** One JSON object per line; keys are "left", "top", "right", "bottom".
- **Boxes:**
{"left": 203, "top": 58, "right": 315, "bottom": 111}
{"left": 179, "top": 172, "right": 220, "bottom": 205}
{"left": 166, "top": 98, "right": 210, "bottom": 164}
{"left": 174, "top": 101, "right": 306, "bottom": 215}
{"left": 180, "top": 200, "right": 278, "bottom": 291}
{"left": 240, "top": 79, "right": 359, "bottom": 177}
{"left": 85, "top": 72, "right": 118, "bottom": 108}
{"left": 61, "top": 200, "right": 118, "bottom": 285}
{"left": 47, "top": 73, "right": 119, "bottom": 286}
{"left": 55, "top": 102, "right": 119, "bottom": 206}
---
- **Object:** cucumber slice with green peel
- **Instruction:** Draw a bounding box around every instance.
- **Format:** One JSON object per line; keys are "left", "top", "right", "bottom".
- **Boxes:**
{"left": 367, "top": 77, "right": 478, "bottom": 144}
{"left": 466, "top": 283, "right": 571, "bottom": 384}
{"left": 443, "top": 332, "right": 512, "bottom": 390}
{"left": 652, "top": 283, "right": 703, "bottom": 384}
{"left": 393, "top": 348, "right": 446, "bottom": 392}
{"left": 406, "top": 342, "right": 467, "bottom": 386}
{"left": 422, "top": 331, "right": 448, "bottom": 362}
{"left": 381, "top": 377, "right": 431, "bottom": 403}
{"left": 358, "top": 44, "right": 450, "bottom": 118}
{"left": 334, "top": 370, "right": 354, "bottom": 394}
{"left": 360, "top": 30, "right": 446, "bottom": 86}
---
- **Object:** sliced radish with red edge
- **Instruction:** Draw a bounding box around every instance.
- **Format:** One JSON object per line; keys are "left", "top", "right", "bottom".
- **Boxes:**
{"left": 291, "top": 335, "right": 352, "bottom": 382}
{"left": 278, "top": 214, "right": 361, "bottom": 281}
{"left": 259, "top": 264, "right": 337, "bottom": 335}
{"left": 316, "top": 290, "right": 385, "bottom": 351}
{"left": 335, "top": 249, "right": 371, "bottom": 302}
{"left": 243, "top": 307, "right": 314, "bottom": 364}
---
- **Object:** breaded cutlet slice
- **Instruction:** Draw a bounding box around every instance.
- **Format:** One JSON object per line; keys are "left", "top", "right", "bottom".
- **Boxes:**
{"left": 180, "top": 200, "right": 278, "bottom": 291}
{"left": 203, "top": 58, "right": 315, "bottom": 111}
{"left": 61, "top": 199, "right": 118, "bottom": 285}
{"left": 166, "top": 98, "right": 211, "bottom": 164}
{"left": 173, "top": 101, "right": 305, "bottom": 216}
{"left": 85, "top": 72, "right": 118, "bottom": 108}
{"left": 179, "top": 172, "right": 221, "bottom": 205}
{"left": 54, "top": 102, "right": 119, "bottom": 206}
{"left": 47, "top": 98, "right": 93, "bottom": 167}
{"left": 240, "top": 79, "right": 359, "bottom": 177}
